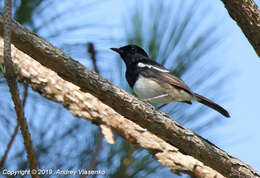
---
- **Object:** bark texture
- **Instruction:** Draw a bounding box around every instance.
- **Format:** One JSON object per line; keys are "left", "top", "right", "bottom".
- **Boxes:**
{"left": 2, "top": 2, "right": 39, "bottom": 177}
{"left": 0, "top": 15, "right": 259, "bottom": 177}
{"left": 221, "top": 0, "right": 260, "bottom": 57}
{"left": 0, "top": 37, "right": 224, "bottom": 178}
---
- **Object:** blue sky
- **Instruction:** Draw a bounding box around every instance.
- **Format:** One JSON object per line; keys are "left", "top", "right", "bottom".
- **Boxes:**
{"left": 206, "top": 0, "right": 260, "bottom": 170}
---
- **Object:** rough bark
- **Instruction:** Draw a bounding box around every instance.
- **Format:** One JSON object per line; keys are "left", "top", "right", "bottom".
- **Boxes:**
{"left": 0, "top": 15, "right": 259, "bottom": 177}
{"left": 221, "top": 0, "right": 260, "bottom": 57}
{"left": 0, "top": 37, "right": 224, "bottom": 178}
{"left": 2, "top": 2, "right": 39, "bottom": 177}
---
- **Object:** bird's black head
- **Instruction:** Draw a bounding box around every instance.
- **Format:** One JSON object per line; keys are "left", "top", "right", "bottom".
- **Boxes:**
{"left": 111, "top": 45, "right": 148, "bottom": 65}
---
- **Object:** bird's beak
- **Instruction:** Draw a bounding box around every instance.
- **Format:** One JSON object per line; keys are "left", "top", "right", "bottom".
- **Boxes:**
{"left": 110, "top": 48, "right": 120, "bottom": 53}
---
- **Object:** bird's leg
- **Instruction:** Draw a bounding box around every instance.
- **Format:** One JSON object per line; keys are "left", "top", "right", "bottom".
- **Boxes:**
{"left": 157, "top": 104, "right": 168, "bottom": 110}
{"left": 142, "top": 94, "right": 169, "bottom": 102}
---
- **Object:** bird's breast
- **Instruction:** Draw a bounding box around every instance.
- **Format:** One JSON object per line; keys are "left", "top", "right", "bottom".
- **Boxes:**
{"left": 133, "top": 75, "right": 171, "bottom": 103}
{"left": 133, "top": 75, "right": 193, "bottom": 104}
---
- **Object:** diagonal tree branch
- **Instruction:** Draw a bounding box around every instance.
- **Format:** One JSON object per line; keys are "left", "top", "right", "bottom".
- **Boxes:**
{"left": 0, "top": 84, "right": 29, "bottom": 169}
{"left": 0, "top": 14, "right": 259, "bottom": 177}
{"left": 221, "top": 0, "right": 260, "bottom": 57}
{"left": 0, "top": 36, "right": 224, "bottom": 178}
{"left": 0, "top": 124, "right": 19, "bottom": 169}
{"left": 2, "top": 1, "right": 39, "bottom": 177}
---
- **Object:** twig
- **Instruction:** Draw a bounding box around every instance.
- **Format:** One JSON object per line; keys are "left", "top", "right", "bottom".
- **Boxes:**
{"left": 0, "top": 84, "right": 28, "bottom": 168}
{"left": 2, "top": 1, "right": 39, "bottom": 177}
{"left": 22, "top": 84, "right": 29, "bottom": 106}
{"left": 87, "top": 42, "right": 99, "bottom": 74}
{"left": 86, "top": 130, "right": 103, "bottom": 177}
{"left": 0, "top": 16, "right": 258, "bottom": 177}
{"left": 0, "top": 124, "right": 19, "bottom": 169}
{"left": 85, "top": 42, "right": 103, "bottom": 178}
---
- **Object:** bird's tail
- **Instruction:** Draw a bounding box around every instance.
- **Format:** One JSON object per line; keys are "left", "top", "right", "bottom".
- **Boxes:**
{"left": 194, "top": 93, "right": 230, "bottom": 118}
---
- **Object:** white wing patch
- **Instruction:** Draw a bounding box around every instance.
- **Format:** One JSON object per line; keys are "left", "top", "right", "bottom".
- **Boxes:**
{"left": 137, "top": 62, "right": 169, "bottom": 73}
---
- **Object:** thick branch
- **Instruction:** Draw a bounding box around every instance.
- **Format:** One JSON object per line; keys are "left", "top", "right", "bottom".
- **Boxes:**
{"left": 221, "top": 0, "right": 260, "bottom": 57}
{"left": 0, "top": 15, "right": 259, "bottom": 177}
{"left": 2, "top": 2, "right": 39, "bottom": 177}
{"left": 0, "top": 37, "right": 224, "bottom": 178}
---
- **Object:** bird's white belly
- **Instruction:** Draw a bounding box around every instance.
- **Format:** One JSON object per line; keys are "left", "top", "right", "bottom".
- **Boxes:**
{"left": 133, "top": 75, "right": 174, "bottom": 103}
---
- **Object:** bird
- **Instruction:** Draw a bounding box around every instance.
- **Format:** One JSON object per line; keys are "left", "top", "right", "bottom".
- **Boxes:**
{"left": 111, "top": 44, "right": 230, "bottom": 118}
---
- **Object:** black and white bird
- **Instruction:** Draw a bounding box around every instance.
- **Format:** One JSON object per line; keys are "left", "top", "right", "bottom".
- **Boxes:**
{"left": 111, "top": 44, "right": 230, "bottom": 118}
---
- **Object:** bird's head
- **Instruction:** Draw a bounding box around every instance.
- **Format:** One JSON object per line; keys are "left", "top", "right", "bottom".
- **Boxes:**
{"left": 111, "top": 45, "right": 148, "bottom": 65}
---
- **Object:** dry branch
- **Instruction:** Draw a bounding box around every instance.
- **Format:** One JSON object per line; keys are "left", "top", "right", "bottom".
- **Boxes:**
{"left": 221, "top": 0, "right": 260, "bottom": 57}
{"left": 0, "top": 14, "right": 259, "bottom": 177}
{"left": 0, "top": 37, "right": 224, "bottom": 178}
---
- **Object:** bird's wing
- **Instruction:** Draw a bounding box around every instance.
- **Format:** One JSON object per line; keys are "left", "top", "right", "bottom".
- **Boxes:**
{"left": 137, "top": 60, "right": 193, "bottom": 95}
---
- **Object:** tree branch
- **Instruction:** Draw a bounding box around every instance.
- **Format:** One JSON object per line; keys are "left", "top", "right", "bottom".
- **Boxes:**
{"left": 0, "top": 37, "right": 224, "bottom": 178}
{"left": 2, "top": 2, "right": 39, "bottom": 177}
{"left": 221, "top": 0, "right": 260, "bottom": 57}
{"left": 86, "top": 130, "right": 103, "bottom": 176}
{"left": 85, "top": 42, "right": 104, "bottom": 177}
{"left": 0, "top": 124, "right": 19, "bottom": 169}
{"left": 0, "top": 15, "right": 259, "bottom": 177}
{"left": 0, "top": 83, "right": 28, "bottom": 168}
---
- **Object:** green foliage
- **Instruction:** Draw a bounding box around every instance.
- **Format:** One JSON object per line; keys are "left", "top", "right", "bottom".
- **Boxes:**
{"left": 14, "top": 0, "right": 43, "bottom": 27}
